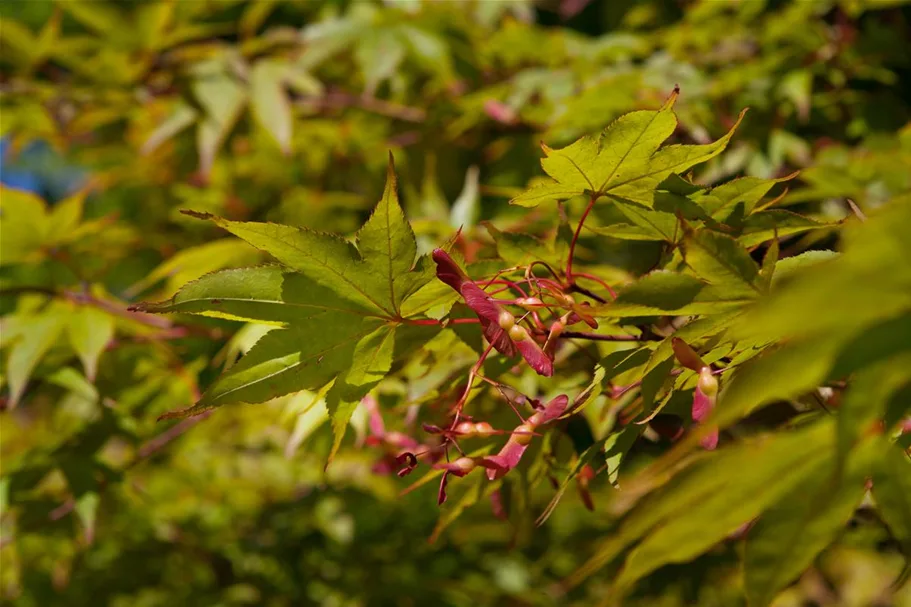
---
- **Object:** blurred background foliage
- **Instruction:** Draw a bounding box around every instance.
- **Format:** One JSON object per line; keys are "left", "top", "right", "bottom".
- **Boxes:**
{"left": 1, "top": 0, "right": 910, "bottom": 605}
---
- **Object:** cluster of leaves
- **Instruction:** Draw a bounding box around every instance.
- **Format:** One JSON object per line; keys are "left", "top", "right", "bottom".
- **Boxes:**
{"left": 2, "top": 1, "right": 910, "bottom": 605}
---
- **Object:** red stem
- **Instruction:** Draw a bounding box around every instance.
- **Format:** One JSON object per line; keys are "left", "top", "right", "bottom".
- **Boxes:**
{"left": 449, "top": 343, "right": 496, "bottom": 430}
{"left": 573, "top": 272, "right": 617, "bottom": 300}
{"left": 483, "top": 279, "right": 529, "bottom": 297}
{"left": 566, "top": 193, "right": 597, "bottom": 285}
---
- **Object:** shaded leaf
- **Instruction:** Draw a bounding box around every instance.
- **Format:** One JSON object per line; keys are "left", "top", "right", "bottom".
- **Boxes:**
{"left": 450, "top": 166, "right": 480, "bottom": 229}
{"left": 596, "top": 272, "right": 750, "bottom": 317}
{"left": 836, "top": 354, "right": 911, "bottom": 468}
{"left": 536, "top": 438, "right": 607, "bottom": 526}
{"left": 743, "top": 441, "right": 873, "bottom": 607}
{"left": 141, "top": 101, "right": 197, "bottom": 155}
{"left": 570, "top": 419, "right": 833, "bottom": 589}
{"left": 694, "top": 173, "right": 797, "bottom": 218}
{"left": 737, "top": 210, "right": 829, "bottom": 248}
{"left": 125, "top": 238, "right": 260, "bottom": 299}
{"left": 871, "top": 442, "right": 911, "bottom": 578}
{"left": 612, "top": 419, "right": 833, "bottom": 594}
{"left": 75, "top": 492, "right": 101, "bottom": 545}
{"left": 681, "top": 229, "right": 761, "bottom": 298}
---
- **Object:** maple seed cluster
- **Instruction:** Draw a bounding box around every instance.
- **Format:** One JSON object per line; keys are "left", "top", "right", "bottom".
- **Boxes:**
{"left": 419, "top": 248, "right": 604, "bottom": 503}
{"left": 365, "top": 246, "right": 606, "bottom": 506}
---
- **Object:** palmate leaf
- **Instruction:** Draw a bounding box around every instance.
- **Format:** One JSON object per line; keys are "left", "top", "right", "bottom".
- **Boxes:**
{"left": 511, "top": 90, "right": 746, "bottom": 207}
{"left": 181, "top": 155, "right": 431, "bottom": 318}
{"left": 137, "top": 155, "right": 435, "bottom": 458}
{"left": 0, "top": 186, "right": 88, "bottom": 265}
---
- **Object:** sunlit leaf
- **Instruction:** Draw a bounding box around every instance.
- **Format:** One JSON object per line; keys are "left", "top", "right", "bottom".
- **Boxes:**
{"left": 67, "top": 306, "right": 115, "bottom": 382}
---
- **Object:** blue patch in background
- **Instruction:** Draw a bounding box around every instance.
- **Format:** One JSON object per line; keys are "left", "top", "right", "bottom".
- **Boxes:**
{"left": 0, "top": 138, "right": 86, "bottom": 202}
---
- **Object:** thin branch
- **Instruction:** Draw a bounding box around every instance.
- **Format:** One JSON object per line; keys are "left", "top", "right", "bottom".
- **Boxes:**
{"left": 2, "top": 285, "right": 221, "bottom": 338}
{"left": 612, "top": 369, "right": 684, "bottom": 399}
{"left": 302, "top": 89, "right": 426, "bottom": 122}
{"left": 561, "top": 331, "right": 655, "bottom": 342}
{"left": 137, "top": 411, "right": 213, "bottom": 458}
{"left": 568, "top": 283, "right": 607, "bottom": 304}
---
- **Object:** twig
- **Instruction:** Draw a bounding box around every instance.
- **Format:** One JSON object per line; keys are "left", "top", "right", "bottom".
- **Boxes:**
{"left": 561, "top": 332, "right": 651, "bottom": 342}
{"left": 137, "top": 411, "right": 213, "bottom": 458}
{"left": 1, "top": 286, "right": 221, "bottom": 338}
{"left": 611, "top": 369, "right": 684, "bottom": 399}
{"left": 303, "top": 89, "right": 426, "bottom": 122}
{"left": 846, "top": 199, "right": 866, "bottom": 222}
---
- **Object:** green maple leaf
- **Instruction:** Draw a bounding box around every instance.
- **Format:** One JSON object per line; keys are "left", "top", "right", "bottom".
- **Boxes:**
{"left": 179, "top": 155, "right": 432, "bottom": 318}
{"left": 135, "top": 155, "right": 433, "bottom": 460}
{"left": 511, "top": 91, "right": 746, "bottom": 207}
